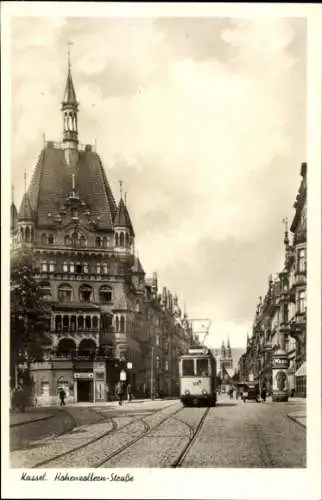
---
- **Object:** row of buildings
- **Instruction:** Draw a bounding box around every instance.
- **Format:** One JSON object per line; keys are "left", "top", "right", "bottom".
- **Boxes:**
{"left": 10, "top": 57, "right": 198, "bottom": 405}
{"left": 238, "top": 163, "right": 307, "bottom": 397}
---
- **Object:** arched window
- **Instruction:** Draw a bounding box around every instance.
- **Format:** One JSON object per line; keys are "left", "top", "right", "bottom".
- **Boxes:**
{"left": 120, "top": 232, "right": 125, "bottom": 248}
{"left": 20, "top": 227, "right": 24, "bottom": 240}
{"left": 56, "top": 376, "right": 70, "bottom": 398}
{"left": 102, "top": 237, "right": 107, "bottom": 248}
{"left": 78, "top": 338, "right": 97, "bottom": 359}
{"left": 96, "top": 263, "right": 101, "bottom": 274}
{"left": 115, "top": 233, "right": 119, "bottom": 247}
{"left": 95, "top": 237, "right": 101, "bottom": 248}
{"left": 83, "top": 262, "right": 89, "bottom": 274}
{"left": 120, "top": 315, "right": 125, "bottom": 332}
{"left": 92, "top": 316, "right": 98, "bottom": 329}
{"left": 79, "top": 285, "right": 93, "bottom": 303}
{"left": 64, "top": 235, "right": 71, "bottom": 246}
{"left": 58, "top": 284, "right": 72, "bottom": 302}
{"left": 41, "top": 233, "right": 47, "bottom": 245}
{"left": 125, "top": 233, "right": 130, "bottom": 248}
{"left": 49, "top": 261, "right": 55, "bottom": 273}
{"left": 69, "top": 261, "right": 75, "bottom": 273}
{"left": 115, "top": 316, "right": 119, "bottom": 332}
{"left": 56, "top": 338, "right": 76, "bottom": 359}
{"left": 62, "top": 261, "right": 69, "bottom": 273}
{"left": 25, "top": 227, "right": 30, "bottom": 241}
{"left": 102, "top": 263, "right": 109, "bottom": 274}
{"left": 80, "top": 235, "right": 86, "bottom": 247}
{"left": 48, "top": 234, "right": 54, "bottom": 244}
{"left": 99, "top": 285, "right": 112, "bottom": 304}
{"left": 135, "top": 300, "right": 140, "bottom": 313}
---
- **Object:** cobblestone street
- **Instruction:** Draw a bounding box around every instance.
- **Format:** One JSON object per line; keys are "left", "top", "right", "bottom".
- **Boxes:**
{"left": 10, "top": 397, "right": 306, "bottom": 468}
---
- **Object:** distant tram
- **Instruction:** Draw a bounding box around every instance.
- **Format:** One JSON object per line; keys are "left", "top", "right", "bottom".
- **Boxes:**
{"left": 178, "top": 347, "right": 217, "bottom": 407}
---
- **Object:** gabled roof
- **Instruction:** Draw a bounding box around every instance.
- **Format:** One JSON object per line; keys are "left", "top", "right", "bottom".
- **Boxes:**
{"left": 114, "top": 197, "right": 135, "bottom": 236}
{"left": 18, "top": 193, "right": 33, "bottom": 221}
{"left": 27, "top": 145, "right": 117, "bottom": 229}
{"left": 62, "top": 68, "right": 78, "bottom": 105}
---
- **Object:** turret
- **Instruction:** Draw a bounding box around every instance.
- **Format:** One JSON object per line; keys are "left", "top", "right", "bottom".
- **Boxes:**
{"left": 61, "top": 47, "right": 79, "bottom": 168}
{"left": 114, "top": 184, "right": 135, "bottom": 254}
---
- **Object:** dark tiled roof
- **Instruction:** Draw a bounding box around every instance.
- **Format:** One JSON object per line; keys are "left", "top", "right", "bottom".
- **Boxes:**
{"left": 114, "top": 198, "right": 135, "bottom": 236}
{"left": 28, "top": 145, "right": 117, "bottom": 230}
{"left": 62, "top": 68, "right": 77, "bottom": 105}
{"left": 18, "top": 193, "right": 34, "bottom": 221}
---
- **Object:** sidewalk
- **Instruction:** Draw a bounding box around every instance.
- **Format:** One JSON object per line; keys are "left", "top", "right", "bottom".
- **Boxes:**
{"left": 287, "top": 411, "right": 306, "bottom": 428}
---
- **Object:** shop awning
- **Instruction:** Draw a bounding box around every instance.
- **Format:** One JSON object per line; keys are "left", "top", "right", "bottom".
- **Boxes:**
{"left": 295, "top": 362, "right": 307, "bottom": 377}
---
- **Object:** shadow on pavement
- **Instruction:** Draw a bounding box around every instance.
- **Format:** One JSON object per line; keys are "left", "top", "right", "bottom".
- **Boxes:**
{"left": 216, "top": 403, "right": 238, "bottom": 407}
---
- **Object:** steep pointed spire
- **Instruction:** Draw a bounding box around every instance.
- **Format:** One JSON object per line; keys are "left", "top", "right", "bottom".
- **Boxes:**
{"left": 226, "top": 336, "right": 232, "bottom": 358}
{"left": 62, "top": 43, "right": 78, "bottom": 106}
{"left": 62, "top": 43, "right": 79, "bottom": 162}
{"left": 18, "top": 193, "right": 34, "bottom": 221}
{"left": 114, "top": 197, "right": 135, "bottom": 236}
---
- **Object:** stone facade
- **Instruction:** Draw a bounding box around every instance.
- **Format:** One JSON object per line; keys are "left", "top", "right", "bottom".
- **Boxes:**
{"left": 10, "top": 61, "right": 193, "bottom": 405}
{"left": 237, "top": 163, "right": 307, "bottom": 397}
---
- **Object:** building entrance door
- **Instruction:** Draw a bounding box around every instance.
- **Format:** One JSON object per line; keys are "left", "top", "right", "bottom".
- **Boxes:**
{"left": 77, "top": 380, "right": 93, "bottom": 402}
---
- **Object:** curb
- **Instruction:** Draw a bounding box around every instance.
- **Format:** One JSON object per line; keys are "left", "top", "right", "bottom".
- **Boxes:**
{"left": 10, "top": 414, "right": 54, "bottom": 428}
{"left": 287, "top": 413, "right": 306, "bottom": 429}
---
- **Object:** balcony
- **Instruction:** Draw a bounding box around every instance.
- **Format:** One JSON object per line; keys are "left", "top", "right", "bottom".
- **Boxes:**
{"left": 289, "top": 312, "right": 306, "bottom": 339}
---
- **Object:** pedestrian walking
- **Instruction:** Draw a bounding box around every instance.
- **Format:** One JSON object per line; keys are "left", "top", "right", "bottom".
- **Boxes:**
{"left": 260, "top": 384, "right": 267, "bottom": 403}
{"left": 242, "top": 386, "right": 248, "bottom": 403}
{"left": 116, "top": 381, "right": 125, "bottom": 406}
{"left": 127, "top": 383, "right": 133, "bottom": 402}
{"left": 59, "top": 388, "right": 66, "bottom": 406}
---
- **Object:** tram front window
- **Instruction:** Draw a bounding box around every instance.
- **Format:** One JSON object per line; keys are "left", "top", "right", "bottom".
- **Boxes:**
{"left": 196, "top": 358, "right": 209, "bottom": 376}
{"left": 182, "top": 359, "right": 194, "bottom": 376}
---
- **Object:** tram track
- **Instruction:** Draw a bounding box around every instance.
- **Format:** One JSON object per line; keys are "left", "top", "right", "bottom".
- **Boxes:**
{"left": 98, "top": 405, "right": 211, "bottom": 468}
{"left": 171, "top": 407, "right": 210, "bottom": 468}
{"left": 32, "top": 402, "right": 181, "bottom": 468}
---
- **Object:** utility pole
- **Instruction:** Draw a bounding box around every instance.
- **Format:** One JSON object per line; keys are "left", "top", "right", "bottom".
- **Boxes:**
{"left": 150, "top": 346, "right": 154, "bottom": 400}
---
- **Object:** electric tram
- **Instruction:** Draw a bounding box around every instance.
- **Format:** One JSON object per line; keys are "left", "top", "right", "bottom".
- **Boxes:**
{"left": 178, "top": 347, "right": 217, "bottom": 407}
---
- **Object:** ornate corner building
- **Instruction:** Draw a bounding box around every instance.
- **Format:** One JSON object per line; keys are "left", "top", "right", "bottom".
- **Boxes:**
{"left": 10, "top": 60, "right": 194, "bottom": 405}
{"left": 238, "top": 163, "right": 307, "bottom": 398}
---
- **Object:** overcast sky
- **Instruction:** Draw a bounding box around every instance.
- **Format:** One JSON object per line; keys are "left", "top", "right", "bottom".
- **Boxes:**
{"left": 10, "top": 16, "right": 306, "bottom": 349}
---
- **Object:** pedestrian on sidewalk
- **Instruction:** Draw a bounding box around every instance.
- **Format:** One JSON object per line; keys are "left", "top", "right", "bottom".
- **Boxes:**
{"left": 261, "top": 384, "right": 267, "bottom": 403}
{"left": 59, "top": 388, "right": 66, "bottom": 406}
{"left": 116, "top": 381, "right": 125, "bottom": 406}
{"left": 127, "top": 383, "right": 133, "bottom": 402}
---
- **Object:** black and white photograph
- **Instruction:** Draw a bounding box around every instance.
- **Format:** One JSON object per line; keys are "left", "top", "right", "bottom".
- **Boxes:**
{"left": 1, "top": 3, "right": 321, "bottom": 500}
